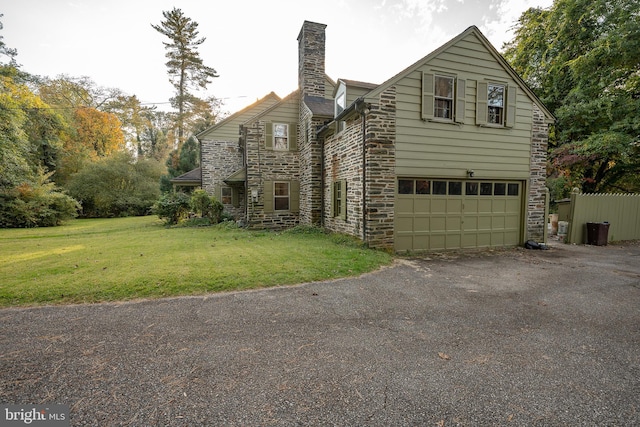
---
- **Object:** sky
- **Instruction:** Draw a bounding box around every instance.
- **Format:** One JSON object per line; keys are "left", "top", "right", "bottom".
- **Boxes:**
{"left": 2, "top": 0, "right": 554, "bottom": 115}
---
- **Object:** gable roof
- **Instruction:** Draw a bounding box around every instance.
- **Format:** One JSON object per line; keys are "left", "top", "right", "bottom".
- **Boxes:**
{"left": 243, "top": 90, "right": 301, "bottom": 124}
{"left": 196, "top": 92, "right": 281, "bottom": 139}
{"left": 170, "top": 167, "right": 202, "bottom": 185}
{"left": 364, "top": 26, "right": 554, "bottom": 123}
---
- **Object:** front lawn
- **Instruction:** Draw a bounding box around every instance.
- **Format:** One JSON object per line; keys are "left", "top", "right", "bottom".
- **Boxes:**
{"left": 0, "top": 216, "right": 392, "bottom": 307}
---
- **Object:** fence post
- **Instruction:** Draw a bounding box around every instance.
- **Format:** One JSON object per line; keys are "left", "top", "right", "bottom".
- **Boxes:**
{"left": 567, "top": 187, "right": 581, "bottom": 244}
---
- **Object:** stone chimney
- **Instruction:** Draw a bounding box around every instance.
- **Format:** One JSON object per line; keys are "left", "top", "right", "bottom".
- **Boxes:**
{"left": 297, "top": 21, "right": 327, "bottom": 98}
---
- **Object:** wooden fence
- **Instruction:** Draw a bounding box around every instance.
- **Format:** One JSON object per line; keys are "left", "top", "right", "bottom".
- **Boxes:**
{"left": 562, "top": 189, "right": 640, "bottom": 244}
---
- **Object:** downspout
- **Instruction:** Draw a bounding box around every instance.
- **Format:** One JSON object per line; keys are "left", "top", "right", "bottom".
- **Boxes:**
{"left": 355, "top": 100, "right": 371, "bottom": 244}
{"left": 319, "top": 126, "right": 325, "bottom": 228}
{"left": 239, "top": 125, "right": 249, "bottom": 226}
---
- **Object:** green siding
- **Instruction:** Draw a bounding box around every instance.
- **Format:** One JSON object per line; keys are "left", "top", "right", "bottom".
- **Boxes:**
{"left": 393, "top": 32, "right": 535, "bottom": 180}
{"left": 199, "top": 95, "right": 280, "bottom": 141}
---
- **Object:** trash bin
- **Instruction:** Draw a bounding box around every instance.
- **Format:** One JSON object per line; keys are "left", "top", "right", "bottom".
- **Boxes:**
{"left": 586, "top": 222, "right": 609, "bottom": 246}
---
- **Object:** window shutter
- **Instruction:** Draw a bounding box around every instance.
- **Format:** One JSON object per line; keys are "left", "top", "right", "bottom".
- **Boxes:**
{"left": 232, "top": 188, "right": 239, "bottom": 207}
{"left": 330, "top": 181, "right": 336, "bottom": 217}
{"left": 265, "top": 122, "right": 273, "bottom": 149}
{"left": 455, "top": 78, "right": 466, "bottom": 124}
{"left": 505, "top": 85, "right": 517, "bottom": 128}
{"left": 476, "top": 81, "right": 488, "bottom": 125}
{"left": 422, "top": 72, "right": 435, "bottom": 120}
{"left": 339, "top": 180, "right": 347, "bottom": 220}
{"left": 290, "top": 180, "right": 300, "bottom": 213}
{"left": 289, "top": 123, "right": 298, "bottom": 151}
{"left": 264, "top": 181, "right": 273, "bottom": 213}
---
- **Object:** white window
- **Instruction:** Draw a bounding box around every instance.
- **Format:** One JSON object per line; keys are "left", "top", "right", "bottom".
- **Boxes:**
{"left": 335, "top": 92, "right": 346, "bottom": 116}
{"left": 434, "top": 75, "right": 454, "bottom": 120}
{"left": 488, "top": 84, "right": 505, "bottom": 125}
{"left": 422, "top": 72, "right": 465, "bottom": 123}
{"left": 273, "top": 123, "right": 289, "bottom": 150}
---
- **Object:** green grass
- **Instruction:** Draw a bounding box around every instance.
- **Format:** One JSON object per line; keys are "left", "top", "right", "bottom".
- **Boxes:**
{"left": 0, "top": 216, "right": 392, "bottom": 307}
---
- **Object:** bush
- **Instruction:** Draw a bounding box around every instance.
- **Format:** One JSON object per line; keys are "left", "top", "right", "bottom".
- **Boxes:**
{"left": 152, "top": 192, "right": 191, "bottom": 225}
{"left": 65, "top": 152, "right": 164, "bottom": 218}
{"left": 190, "top": 189, "right": 223, "bottom": 224}
{"left": 0, "top": 180, "right": 80, "bottom": 228}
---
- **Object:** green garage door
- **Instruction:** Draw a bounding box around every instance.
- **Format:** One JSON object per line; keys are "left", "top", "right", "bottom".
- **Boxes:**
{"left": 395, "top": 179, "right": 523, "bottom": 251}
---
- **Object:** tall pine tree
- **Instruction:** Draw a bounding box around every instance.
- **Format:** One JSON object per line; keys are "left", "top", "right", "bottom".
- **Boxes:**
{"left": 152, "top": 8, "right": 218, "bottom": 148}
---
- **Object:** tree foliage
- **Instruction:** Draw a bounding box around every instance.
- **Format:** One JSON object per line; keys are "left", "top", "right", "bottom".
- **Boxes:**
{"left": 160, "top": 135, "right": 200, "bottom": 193}
{"left": 0, "top": 172, "right": 80, "bottom": 228}
{"left": 152, "top": 8, "right": 219, "bottom": 147}
{"left": 66, "top": 151, "right": 164, "bottom": 218}
{"left": 504, "top": 0, "right": 640, "bottom": 195}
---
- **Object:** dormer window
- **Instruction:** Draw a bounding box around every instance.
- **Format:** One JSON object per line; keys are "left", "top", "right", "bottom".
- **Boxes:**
{"left": 336, "top": 92, "right": 346, "bottom": 116}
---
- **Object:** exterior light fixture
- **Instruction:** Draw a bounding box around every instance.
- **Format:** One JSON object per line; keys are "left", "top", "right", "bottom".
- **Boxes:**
{"left": 467, "top": 169, "right": 475, "bottom": 178}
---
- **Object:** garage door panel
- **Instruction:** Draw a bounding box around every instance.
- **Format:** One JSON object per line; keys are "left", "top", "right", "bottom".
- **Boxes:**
{"left": 478, "top": 199, "right": 493, "bottom": 213}
{"left": 447, "top": 199, "right": 462, "bottom": 214}
{"left": 492, "top": 216, "right": 505, "bottom": 229}
{"left": 430, "top": 234, "right": 446, "bottom": 251}
{"left": 414, "top": 199, "right": 430, "bottom": 213}
{"left": 414, "top": 216, "right": 429, "bottom": 231}
{"left": 463, "top": 217, "right": 478, "bottom": 231}
{"left": 505, "top": 215, "right": 520, "bottom": 228}
{"left": 396, "top": 217, "right": 413, "bottom": 232}
{"left": 431, "top": 199, "right": 447, "bottom": 214}
{"left": 446, "top": 234, "right": 461, "bottom": 249}
{"left": 395, "top": 179, "right": 523, "bottom": 251}
{"left": 431, "top": 216, "right": 446, "bottom": 232}
{"left": 446, "top": 217, "right": 461, "bottom": 231}
{"left": 396, "top": 198, "right": 414, "bottom": 213}
{"left": 492, "top": 199, "right": 506, "bottom": 213}
{"left": 465, "top": 199, "right": 478, "bottom": 213}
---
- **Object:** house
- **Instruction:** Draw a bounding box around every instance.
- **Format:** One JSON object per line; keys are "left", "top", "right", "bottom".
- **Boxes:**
{"left": 197, "top": 21, "right": 554, "bottom": 251}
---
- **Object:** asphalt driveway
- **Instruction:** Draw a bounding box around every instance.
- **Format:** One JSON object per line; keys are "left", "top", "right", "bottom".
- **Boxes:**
{"left": 2, "top": 242, "right": 639, "bottom": 426}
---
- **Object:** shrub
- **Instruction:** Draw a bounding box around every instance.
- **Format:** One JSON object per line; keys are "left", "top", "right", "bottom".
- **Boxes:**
{"left": 66, "top": 152, "right": 163, "bottom": 218}
{"left": 152, "top": 192, "right": 191, "bottom": 225}
{"left": 190, "top": 189, "right": 223, "bottom": 224}
{"left": 0, "top": 180, "right": 80, "bottom": 228}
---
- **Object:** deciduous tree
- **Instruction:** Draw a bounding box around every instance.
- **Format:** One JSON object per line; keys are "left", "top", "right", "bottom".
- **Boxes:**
{"left": 504, "top": 0, "right": 640, "bottom": 195}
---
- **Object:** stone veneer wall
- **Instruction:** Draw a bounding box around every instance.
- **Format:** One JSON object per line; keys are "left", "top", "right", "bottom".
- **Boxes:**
{"left": 322, "top": 87, "right": 397, "bottom": 250}
{"left": 245, "top": 120, "right": 301, "bottom": 229}
{"left": 200, "top": 138, "right": 245, "bottom": 219}
{"left": 323, "top": 116, "right": 365, "bottom": 237}
{"left": 298, "top": 104, "right": 324, "bottom": 226}
{"left": 527, "top": 103, "right": 550, "bottom": 241}
{"left": 364, "top": 87, "right": 396, "bottom": 250}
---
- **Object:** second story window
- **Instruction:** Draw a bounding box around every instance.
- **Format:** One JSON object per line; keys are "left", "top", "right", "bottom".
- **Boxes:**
{"left": 422, "top": 72, "right": 465, "bottom": 123}
{"left": 273, "top": 123, "right": 289, "bottom": 150}
{"left": 434, "top": 75, "right": 454, "bottom": 120}
{"left": 488, "top": 84, "right": 505, "bottom": 125}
